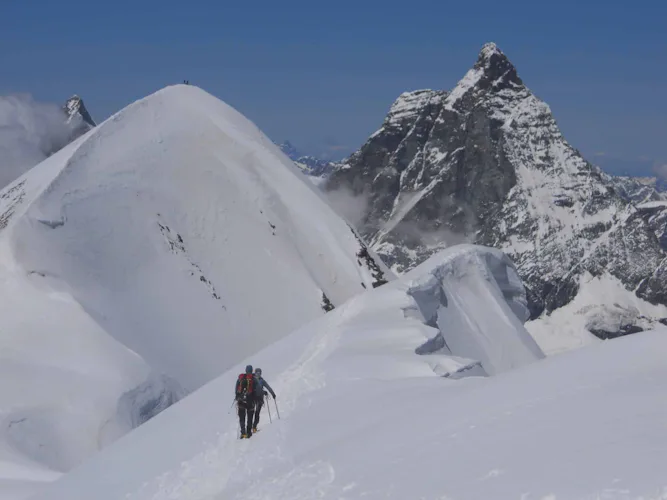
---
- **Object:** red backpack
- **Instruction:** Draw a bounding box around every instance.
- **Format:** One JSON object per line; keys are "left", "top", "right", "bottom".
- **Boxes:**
{"left": 236, "top": 373, "right": 254, "bottom": 403}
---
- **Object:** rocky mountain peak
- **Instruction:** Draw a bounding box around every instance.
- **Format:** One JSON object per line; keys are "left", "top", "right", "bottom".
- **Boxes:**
{"left": 474, "top": 42, "right": 523, "bottom": 91}
{"left": 440, "top": 42, "right": 523, "bottom": 114}
{"left": 326, "top": 43, "right": 667, "bottom": 339}
{"left": 477, "top": 42, "right": 509, "bottom": 70}
{"left": 479, "top": 42, "right": 500, "bottom": 58}
{"left": 64, "top": 95, "right": 96, "bottom": 128}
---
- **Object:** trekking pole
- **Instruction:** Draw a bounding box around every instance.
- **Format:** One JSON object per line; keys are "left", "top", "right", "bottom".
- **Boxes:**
{"left": 228, "top": 399, "right": 236, "bottom": 414}
{"left": 274, "top": 397, "right": 281, "bottom": 420}
{"left": 265, "top": 395, "right": 272, "bottom": 423}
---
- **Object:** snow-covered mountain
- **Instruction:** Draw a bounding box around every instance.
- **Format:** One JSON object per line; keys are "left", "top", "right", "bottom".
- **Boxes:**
{"left": 29, "top": 244, "right": 667, "bottom": 500}
{"left": 0, "top": 84, "right": 390, "bottom": 498}
{"left": 326, "top": 42, "right": 667, "bottom": 343}
{"left": 278, "top": 141, "right": 336, "bottom": 179}
{"left": 606, "top": 174, "right": 667, "bottom": 203}
{"left": 62, "top": 95, "right": 96, "bottom": 140}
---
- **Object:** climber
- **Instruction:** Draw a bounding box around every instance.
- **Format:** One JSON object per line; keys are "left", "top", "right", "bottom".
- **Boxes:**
{"left": 235, "top": 364, "right": 256, "bottom": 438}
{"left": 252, "top": 367, "right": 276, "bottom": 432}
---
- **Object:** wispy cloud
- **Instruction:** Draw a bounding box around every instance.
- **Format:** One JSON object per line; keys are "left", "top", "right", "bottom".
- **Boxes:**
{"left": 0, "top": 94, "right": 76, "bottom": 189}
{"left": 323, "top": 185, "right": 369, "bottom": 227}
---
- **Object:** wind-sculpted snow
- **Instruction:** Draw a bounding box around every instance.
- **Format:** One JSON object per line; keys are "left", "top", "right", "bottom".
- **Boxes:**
{"left": 406, "top": 246, "right": 542, "bottom": 375}
{"left": 0, "top": 85, "right": 390, "bottom": 498}
{"left": 30, "top": 245, "right": 667, "bottom": 500}
{"left": 116, "top": 374, "right": 187, "bottom": 429}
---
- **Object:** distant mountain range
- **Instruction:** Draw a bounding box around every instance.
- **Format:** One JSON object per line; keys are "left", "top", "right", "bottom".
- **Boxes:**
{"left": 606, "top": 175, "right": 667, "bottom": 203}
{"left": 277, "top": 141, "right": 336, "bottom": 178}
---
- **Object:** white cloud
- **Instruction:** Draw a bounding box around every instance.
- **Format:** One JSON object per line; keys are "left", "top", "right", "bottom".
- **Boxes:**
{"left": 0, "top": 94, "right": 78, "bottom": 189}
{"left": 322, "top": 185, "right": 370, "bottom": 228}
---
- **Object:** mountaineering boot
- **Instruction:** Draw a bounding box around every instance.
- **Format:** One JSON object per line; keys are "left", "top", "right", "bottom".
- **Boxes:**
{"left": 253, "top": 427, "right": 258, "bottom": 433}
{"left": 240, "top": 433, "right": 247, "bottom": 439}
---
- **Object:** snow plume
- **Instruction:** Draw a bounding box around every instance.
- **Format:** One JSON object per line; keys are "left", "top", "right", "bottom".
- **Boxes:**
{"left": 391, "top": 199, "right": 479, "bottom": 250}
{"left": 323, "top": 185, "right": 370, "bottom": 227}
{"left": 394, "top": 220, "right": 473, "bottom": 249}
{"left": 0, "top": 94, "right": 77, "bottom": 189}
{"left": 371, "top": 206, "right": 479, "bottom": 274}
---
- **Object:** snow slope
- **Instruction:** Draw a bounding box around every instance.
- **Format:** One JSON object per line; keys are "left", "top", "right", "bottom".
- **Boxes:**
{"left": 28, "top": 245, "right": 592, "bottom": 500}
{"left": 0, "top": 85, "right": 390, "bottom": 498}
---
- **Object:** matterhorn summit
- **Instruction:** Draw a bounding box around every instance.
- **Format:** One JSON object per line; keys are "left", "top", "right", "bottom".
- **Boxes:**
{"left": 327, "top": 43, "right": 667, "bottom": 347}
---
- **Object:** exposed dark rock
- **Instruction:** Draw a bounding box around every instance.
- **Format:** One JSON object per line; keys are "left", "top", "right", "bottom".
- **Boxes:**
{"left": 321, "top": 292, "right": 335, "bottom": 312}
{"left": 0, "top": 181, "right": 26, "bottom": 231}
{"left": 589, "top": 324, "right": 644, "bottom": 340}
{"left": 357, "top": 243, "right": 388, "bottom": 288}
{"left": 157, "top": 220, "right": 225, "bottom": 306}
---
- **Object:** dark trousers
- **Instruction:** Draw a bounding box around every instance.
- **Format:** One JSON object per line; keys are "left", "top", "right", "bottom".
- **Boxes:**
{"left": 253, "top": 399, "right": 264, "bottom": 428}
{"left": 238, "top": 403, "right": 255, "bottom": 435}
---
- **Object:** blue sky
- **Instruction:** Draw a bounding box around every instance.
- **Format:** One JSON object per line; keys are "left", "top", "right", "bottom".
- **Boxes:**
{"left": 1, "top": 0, "right": 665, "bottom": 174}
